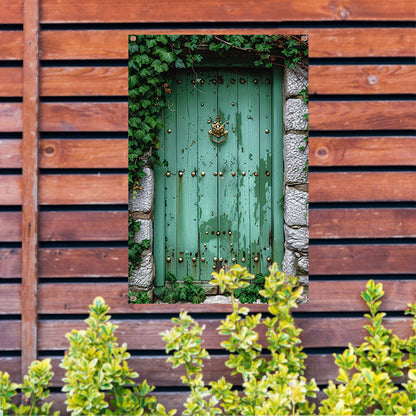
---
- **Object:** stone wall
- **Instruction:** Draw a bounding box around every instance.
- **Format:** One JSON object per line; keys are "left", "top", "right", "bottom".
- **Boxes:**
{"left": 129, "top": 63, "right": 309, "bottom": 301}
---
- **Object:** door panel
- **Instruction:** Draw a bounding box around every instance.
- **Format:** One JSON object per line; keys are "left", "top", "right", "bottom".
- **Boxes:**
{"left": 155, "top": 68, "right": 281, "bottom": 285}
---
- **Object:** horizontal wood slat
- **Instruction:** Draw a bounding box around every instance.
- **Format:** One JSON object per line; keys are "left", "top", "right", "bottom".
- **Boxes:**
{"left": 309, "top": 172, "right": 416, "bottom": 202}
{"left": 0, "top": 103, "right": 22, "bottom": 131}
{"left": 40, "top": 67, "right": 127, "bottom": 96}
{"left": 38, "top": 0, "right": 415, "bottom": 23}
{"left": 40, "top": 103, "right": 127, "bottom": 132}
{"left": 5, "top": 352, "right": 398, "bottom": 388}
{"left": 1, "top": 315, "right": 413, "bottom": 351}
{"left": 36, "top": 317, "right": 413, "bottom": 351}
{"left": 0, "top": 31, "right": 23, "bottom": 60}
{"left": 34, "top": 279, "right": 416, "bottom": 314}
{"left": 309, "top": 137, "right": 416, "bottom": 166}
{"left": 3, "top": 65, "right": 415, "bottom": 97}
{"left": 2, "top": 101, "right": 415, "bottom": 134}
{"left": 0, "top": 139, "right": 21, "bottom": 168}
{"left": 38, "top": 29, "right": 416, "bottom": 60}
{"left": 309, "top": 101, "right": 416, "bottom": 130}
{"left": 0, "top": 0, "right": 23, "bottom": 24}
{"left": 309, "top": 244, "right": 416, "bottom": 275}
{"left": 0, "top": 68, "right": 22, "bottom": 96}
{"left": 0, "top": 211, "right": 127, "bottom": 242}
{"left": 0, "top": 284, "right": 20, "bottom": 314}
{"left": 310, "top": 208, "right": 416, "bottom": 238}
{"left": 0, "top": 248, "right": 127, "bottom": 278}
{"left": 0, "top": 139, "right": 127, "bottom": 168}
{"left": 0, "top": 174, "right": 127, "bottom": 205}
{"left": 310, "top": 65, "right": 416, "bottom": 95}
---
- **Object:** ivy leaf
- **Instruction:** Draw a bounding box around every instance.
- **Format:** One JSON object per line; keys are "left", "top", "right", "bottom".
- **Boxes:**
{"left": 159, "top": 50, "right": 176, "bottom": 65}
{"left": 175, "top": 58, "right": 186, "bottom": 69}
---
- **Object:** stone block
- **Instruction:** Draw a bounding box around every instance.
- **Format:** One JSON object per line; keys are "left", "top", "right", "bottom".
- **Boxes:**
{"left": 128, "top": 167, "right": 154, "bottom": 213}
{"left": 283, "top": 99, "right": 308, "bottom": 131}
{"left": 284, "top": 225, "right": 308, "bottom": 252}
{"left": 283, "top": 64, "right": 308, "bottom": 98}
{"left": 282, "top": 248, "right": 297, "bottom": 276}
{"left": 297, "top": 254, "right": 309, "bottom": 273}
{"left": 129, "top": 250, "right": 155, "bottom": 288}
{"left": 283, "top": 133, "right": 309, "bottom": 184}
{"left": 134, "top": 219, "right": 153, "bottom": 245}
{"left": 284, "top": 186, "right": 309, "bottom": 226}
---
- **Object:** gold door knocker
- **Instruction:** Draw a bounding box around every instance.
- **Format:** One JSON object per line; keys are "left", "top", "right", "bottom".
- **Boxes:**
{"left": 209, "top": 115, "right": 228, "bottom": 144}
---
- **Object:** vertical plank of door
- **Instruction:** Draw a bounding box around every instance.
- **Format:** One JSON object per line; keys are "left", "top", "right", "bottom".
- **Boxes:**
{"left": 198, "top": 71, "right": 219, "bottom": 280}
{"left": 259, "top": 72, "right": 273, "bottom": 273}
{"left": 153, "top": 96, "right": 167, "bottom": 287}
{"left": 21, "top": 0, "right": 40, "bottom": 376}
{"left": 271, "top": 69, "right": 285, "bottom": 265}
{"left": 163, "top": 75, "right": 178, "bottom": 279}
{"left": 176, "top": 72, "right": 199, "bottom": 280}
{"left": 237, "top": 72, "right": 251, "bottom": 269}
{"left": 218, "top": 71, "right": 239, "bottom": 267}
{"left": 247, "top": 73, "right": 261, "bottom": 275}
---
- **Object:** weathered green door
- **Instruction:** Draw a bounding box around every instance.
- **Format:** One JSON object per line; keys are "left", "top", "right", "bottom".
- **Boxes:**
{"left": 154, "top": 68, "right": 283, "bottom": 286}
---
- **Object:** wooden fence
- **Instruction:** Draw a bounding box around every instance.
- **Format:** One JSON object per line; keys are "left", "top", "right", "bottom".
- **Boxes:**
{"left": 0, "top": 0, "right": 415, "bottom": 412}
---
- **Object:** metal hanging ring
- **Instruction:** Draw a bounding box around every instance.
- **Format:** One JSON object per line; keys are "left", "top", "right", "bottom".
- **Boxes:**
{"left": 209, "top": 114, "right": 228, "bottom": 144}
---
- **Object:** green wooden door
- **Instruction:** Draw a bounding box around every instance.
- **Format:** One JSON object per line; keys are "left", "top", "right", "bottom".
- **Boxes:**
{"left": 154, "top": 68, "right": 283, "bottom": 286}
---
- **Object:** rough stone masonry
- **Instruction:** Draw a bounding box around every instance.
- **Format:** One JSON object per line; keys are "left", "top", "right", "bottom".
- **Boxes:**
{"left": 129, "top": 63, "right": 309, "bottom": 301}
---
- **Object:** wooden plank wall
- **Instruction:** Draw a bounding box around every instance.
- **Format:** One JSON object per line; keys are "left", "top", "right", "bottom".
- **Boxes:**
{"left": 0, "top": 0, "right": 415, "bottom": 413}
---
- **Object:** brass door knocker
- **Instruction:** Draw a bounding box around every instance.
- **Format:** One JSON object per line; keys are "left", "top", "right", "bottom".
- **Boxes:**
{"left": 209, "top": 115, "right": 228, "bottom": 144}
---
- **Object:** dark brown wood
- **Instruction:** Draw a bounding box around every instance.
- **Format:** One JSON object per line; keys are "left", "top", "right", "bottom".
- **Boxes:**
{"left": 0, "top": 211, "right": 127, "bottom": 242}
{"left": 38, "top": 248, "right": 127, "bottom": 277}
{"left": 0, "top": 284, "right": 21, "bottom": 314}
{"left": 309, "top": 244, "right": 416, "bottom": 275}
{"left": 310, "top": 65, "right": 416, "bottom": 95}
{"left": 21, "top": 0, "right": 40, "bottom": 377}
{"left": 39, "top": 139, "right": 127, "bottom": 168}
{"left": 310, "top": 101, "right": 416, "bottom": 130}
{"left": 39, "top": 29, "right": 416, "bottom": 60}
{"left": 0, "top": 139, "right": 22, "bottom": 168}
{"left": 0, "top": 321, "right": 21, "bottom": 350}
{"left": 0, "top": 212, "right": 21, "bottom": 241}
{"left": 0, "top": 68, "right": 22, "bottom": 96}
{"left": 0, "top": 248, "right": 21, "bottom": 278}
{"left": 39, "top": 0, "right": 415, "bottom": 23}
{"left": 0, "top": 174, "right": 128, "bottom": 205}
{"left": 38, "top": 211, "right": 128, "bottom": 241}
{"left": 36, "top": 279, "right": 416, "bottom": 314}
{"left": 0, "top": 31, "right": 23, "bottom": 60}
{"left": 40, "top": 103, "right": 127, "bottom": 131}
{"left": 40, "top": 67, "right": 127, "bottom": 96}
{"left": 310, "top": 208, "right": 416, "bottom": 238}
{"left": 0, "top": 248, "right": 127, "bottom": 278}
{"left": 0, "top": 103, "right": 22, "bottom": 132}
{"left": 309, "top": 172, "right": 416, "bottom": 202}
{"left": 310, "top": 137, "right": 416, "bottom": 166}
{"left": 37, "top": 316, "right": 413, "bottom": 350}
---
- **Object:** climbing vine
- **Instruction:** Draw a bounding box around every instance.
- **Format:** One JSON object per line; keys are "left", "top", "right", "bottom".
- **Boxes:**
{"left": 128, "top": 34, "right": 308, "bottom": 279}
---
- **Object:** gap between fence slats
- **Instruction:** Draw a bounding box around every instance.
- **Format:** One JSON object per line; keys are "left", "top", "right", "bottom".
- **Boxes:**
{"left": 34, "top": 280, "right": 416, "bottom": 314}
{"left": 310, "top": 137, "right": 416, "bottom": 166}
{"left": 309, "top": 172, "right": 416, "bottom": 202}
{"left": 309, "top": 244, "right": 416, "bottom": 274}
{"left": 37, "top": 29, "right": 416, "bottom": 60}
{"left": 310, "top": 208, "right": 416, "bottom": 238}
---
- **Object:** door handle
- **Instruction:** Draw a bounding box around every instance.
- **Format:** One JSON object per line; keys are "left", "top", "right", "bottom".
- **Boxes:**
{"left": 209, "top": 114, "right": 228, "bottom": 144}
